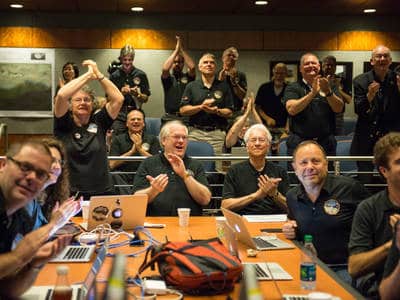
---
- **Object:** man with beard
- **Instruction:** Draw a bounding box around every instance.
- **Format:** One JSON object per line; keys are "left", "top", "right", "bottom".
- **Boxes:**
{"left": 351, "top": 45, "right": 400, "bottom": 183}
{"left": 218, "top": 47, "right": 247, "bottom": 114}
{"left": 110, "top": 109, "right": 160, "bottom": 186}
{"left": 133, "top": 121, "right": 211, "bottom": 216}
{"left": 110, "top": 44, "right": 151, "bottom": 134}
{"left": 0, "top": 141, "right": 79, "bottom": 297}
{"left": 161, "top": 36, "right": 196, "bottom": 124}
{"left": 283, "top": 53, "right": 344, "bottom": 156}
{"left": 283, "top": 140, "right": 369, "bottom": 283}
{"left": 222, "top": 124, "right": 289, "bottom": 215}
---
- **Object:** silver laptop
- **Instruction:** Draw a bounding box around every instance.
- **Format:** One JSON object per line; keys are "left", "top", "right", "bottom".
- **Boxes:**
{"left": 21, "top": 242, "right": 107, "bottom": 300}
{"left": 243, "top": 262, "right": 292, "bottom": 281}
{"left": 51, "top": 244, "right": 96, "bottom": 263}
{"left": 80, "top": 194, "right": 148, "bottom": 231}
{"left": 221, "top": 207, "right": 294, "bottom": 251}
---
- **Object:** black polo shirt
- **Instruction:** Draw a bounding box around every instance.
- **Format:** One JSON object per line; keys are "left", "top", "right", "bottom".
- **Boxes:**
{"left": 287, "top": 175, "right": 369, "bottom": 265}
{"left": 217, "top": 69, "right": 247, "bottom": 112}
{"left": 0, "top": 191, "right": 33, "bottom": 254}
{"left": 282, "top": 80, "right": 337, "bottom": 139}
{"left": 162, "top": 72, "right": 195, "bottom": 114}
{"left": 349, "top": 189, "right": 400, "bottom": 282}
{"left": 255, "top": 81, "right": 288, "bottom": 127}
{"left": 54, "top": 107, "right": 114, "bottom": 196}
{"left": 382, "top": 238, "right": 400, "bottom": 279}
{"left": 132, "top": 153, "right": 209, "bottom": 216}
{"left": 110, "top": 67, "right": 151, "bottom": 121}
{"left": 222, "top": 160, "right": 290, "bottom": 215}
{"left": 110, "top": 132, "right": 161, "bottom": 183}
{"left": 181, "top": 78, "right": 234, "bottom": 129}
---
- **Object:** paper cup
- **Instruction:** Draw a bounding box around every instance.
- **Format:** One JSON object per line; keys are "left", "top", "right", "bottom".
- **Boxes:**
{"left": 177, "top": 208, "right": 191, "bottom": 227}
{"left": 81, "top": 201, "right": 90, "bottom": 221}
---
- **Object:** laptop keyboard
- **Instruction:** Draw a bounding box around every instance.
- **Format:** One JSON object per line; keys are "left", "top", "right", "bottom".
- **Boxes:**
{"left": 253, "top": 237, "right": 277, "bottom": 248}
{"left": 282, "top": 295, "right": 308, "bottom": 300}
{"left": 244, "top": 262, "right": 293, "bottom": 280}
{"left": 63, "top": 246, "right": 90, "bottom": 260}
{"left": 254, "top": 263, "right": 270, "bottom": 278}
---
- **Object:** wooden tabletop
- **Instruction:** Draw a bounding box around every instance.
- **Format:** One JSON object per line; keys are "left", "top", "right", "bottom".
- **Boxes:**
{"left": 33, "top": 216, "right": 361, "bottom": 299}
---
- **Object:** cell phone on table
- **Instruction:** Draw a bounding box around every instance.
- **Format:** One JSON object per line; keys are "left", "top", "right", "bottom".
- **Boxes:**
{"left": 73, "top": 191, "right": 82, "bottom": 200}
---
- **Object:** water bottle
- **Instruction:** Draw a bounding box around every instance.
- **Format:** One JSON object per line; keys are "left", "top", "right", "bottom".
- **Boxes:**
{"left": 52, "top": 265, "right": 73, "bottom": 300}
{"left": 300, "top": 234, "right": 317, "bottom": 290}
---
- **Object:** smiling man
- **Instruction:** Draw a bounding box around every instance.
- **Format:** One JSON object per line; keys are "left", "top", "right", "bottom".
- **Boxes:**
{"left": 282, "top": 140, "right": 369, "bottom": 283}
{"left": 133, "top": 121, "right": 211, "bottom": 216}
{"left": 351, "top": 45, "right": 400, "bottom": 183}
{"left": 283, "top": 53, "right": 344, "bottom": 156}
{"left": 180, "top": 53, "right": 234, "bottom": 171}
{"left": 0, "top": 141, "right": 77, "bottom": 297}
{"left": 109, "top": 109, "right": 160, "bottom": 185}
{"left": 222, "top": 124, "right": 289, "bottom": 215}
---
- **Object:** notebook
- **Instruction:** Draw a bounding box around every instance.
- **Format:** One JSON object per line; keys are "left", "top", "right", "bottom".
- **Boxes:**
{"left": 80, "top": 194, "right": 148, "bottom": 231}
{"left": 221, "top": 207, "right": 294, "bottom": 251}
{"left": 21, "top": 242, "right": 108, "bottom": 300}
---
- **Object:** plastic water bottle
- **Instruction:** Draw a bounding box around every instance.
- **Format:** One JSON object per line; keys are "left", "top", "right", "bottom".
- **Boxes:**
{"left": 52, "top": 265, "right": 73, "bottom": 300}
{"left": 300, "top": 234, "right": 317, "bottom": 290}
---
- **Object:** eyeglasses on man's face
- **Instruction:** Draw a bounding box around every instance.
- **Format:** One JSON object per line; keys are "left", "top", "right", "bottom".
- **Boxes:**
{"left": 168, "top": 135, "right": 188, "bottom": 141}
{"left": 7, "top": 156, "right": 50, "bottom": 182}
{"left": 71, "top": 97, "right": 92, "bottom": 103}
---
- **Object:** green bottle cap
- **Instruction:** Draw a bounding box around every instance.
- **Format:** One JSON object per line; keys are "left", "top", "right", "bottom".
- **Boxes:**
{"left": 304, "top": 234, "right": 313, "bottom": 242}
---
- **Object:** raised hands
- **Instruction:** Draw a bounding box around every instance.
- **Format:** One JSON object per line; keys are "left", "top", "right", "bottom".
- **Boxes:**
{"left": 146, "top": 174, "right": 168, "bottom": 193}
{"left": 166, "top": 153, "right": 185, "bottom": 178}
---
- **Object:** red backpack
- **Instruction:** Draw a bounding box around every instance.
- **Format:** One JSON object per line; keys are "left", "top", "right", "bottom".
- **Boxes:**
{"left": 138, "top": 238, "right": 243, "bottom": 295}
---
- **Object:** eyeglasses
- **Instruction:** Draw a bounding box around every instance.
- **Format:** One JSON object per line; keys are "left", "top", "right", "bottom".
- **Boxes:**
{"left": 169, "top": 135, "right": 188, "bottom": 141}
{"left": 7, "top": 156, "right": 50, "bottom": 182}
{"left": 72, "top": 97, "right": 92, "bottom": 103}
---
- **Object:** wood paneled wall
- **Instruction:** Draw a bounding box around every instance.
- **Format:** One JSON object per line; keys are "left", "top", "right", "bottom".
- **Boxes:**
{"left": 1, "top": 26, "right": 399, "bottom": 50}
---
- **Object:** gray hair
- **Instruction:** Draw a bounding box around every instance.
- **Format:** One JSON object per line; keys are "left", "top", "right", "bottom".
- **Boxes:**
{"left": 243, "top": 124, "right": 272, "bottom": 144}
{"left": 159, "top": 120, "right": 188, "bottom": 148}
{"left": 119, "top": 44, "right": 135, "bottom": 59}
{"left": 300, "top": 53, "right": 319, "bottom": 67}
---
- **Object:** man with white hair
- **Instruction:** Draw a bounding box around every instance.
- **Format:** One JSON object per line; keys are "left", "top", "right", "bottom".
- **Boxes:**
{"left": 133, "top": 121, "right": 211, "bottom": 216}
{"left": 221, "top": 124, "right": 289, "bottom": 215}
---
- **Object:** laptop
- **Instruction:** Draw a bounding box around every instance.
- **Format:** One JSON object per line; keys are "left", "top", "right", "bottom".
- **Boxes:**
{"left": 80, "top": 194, "right": 148, "bottom": 231}
{"left": 221, "top": 208, "right": 294, "bottom": 251}
{"left": 51, "top": 244, "right": 96, "bottom": 263}
{"left": 21, "top": 242, "right": 108, "bottom": 300}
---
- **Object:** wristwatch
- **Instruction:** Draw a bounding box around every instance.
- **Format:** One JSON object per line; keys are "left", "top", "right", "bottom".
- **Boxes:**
{"left": 183, "top": 169, "right": 194, "bottom": 180}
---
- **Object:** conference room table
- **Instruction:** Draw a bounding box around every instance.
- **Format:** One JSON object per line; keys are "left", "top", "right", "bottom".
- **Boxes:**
{"left": 33, "top": 216, "right": 362, "bottom": 299}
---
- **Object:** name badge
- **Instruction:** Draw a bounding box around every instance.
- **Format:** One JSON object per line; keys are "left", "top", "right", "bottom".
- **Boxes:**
{"left": 87, "top": 123, "right": 98, "bottom": 134}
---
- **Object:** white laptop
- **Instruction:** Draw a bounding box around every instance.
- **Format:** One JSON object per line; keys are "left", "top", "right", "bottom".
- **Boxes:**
{"left": 221, "top": 207, "right": 294, "bottom": 251}
{"left": 21, "top": 242, "right": 107, "bottom": 300}
{"left": 80, "top": 194, "right": 148, "bottom": 231}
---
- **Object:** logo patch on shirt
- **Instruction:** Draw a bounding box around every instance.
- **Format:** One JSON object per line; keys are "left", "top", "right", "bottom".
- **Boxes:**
{"left": 133, "top": 77, "right": 141, "bottom": 85}
{"left": 323, "top": 199, "right": 340, "bottom": 215}
{"left": 74, "top": 132, "right": 81, "bottom": 139}
{"left": 142, "top": 143, "right": 150, "bottom": 151}
{"left": 214, "top": 90, "right": 223, "bottom": 100}
{"left": 87, "top": 123, "right": 98, "bottom": 134}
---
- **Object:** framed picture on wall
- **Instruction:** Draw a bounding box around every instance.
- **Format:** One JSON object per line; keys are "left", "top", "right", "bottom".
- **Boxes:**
{"left": 0, "top": 48, "right": 55, "bottom": 117}
{"left": 270, "top": 61, "right": 300, "bottom": 83}
{"left": 363, "top": 61, "right": 400, "bottom": 73}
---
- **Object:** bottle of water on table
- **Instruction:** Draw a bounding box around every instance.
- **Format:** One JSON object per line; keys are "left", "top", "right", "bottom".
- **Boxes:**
{"left": 300, "top": 234, "right": 317, "bottom": 290}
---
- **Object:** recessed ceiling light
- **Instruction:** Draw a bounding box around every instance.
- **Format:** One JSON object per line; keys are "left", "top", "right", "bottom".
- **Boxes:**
{"left": 363, "top": 8, "right": 376, "bottom": 13}
{"left": 10, "top": 4, "right": 23, "bottom": 8}
{"left": 131, "top": 7, "right": 144, "bottom": 12}
{"left": 255, "top": 0, "right": 268, "bottom": 5}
